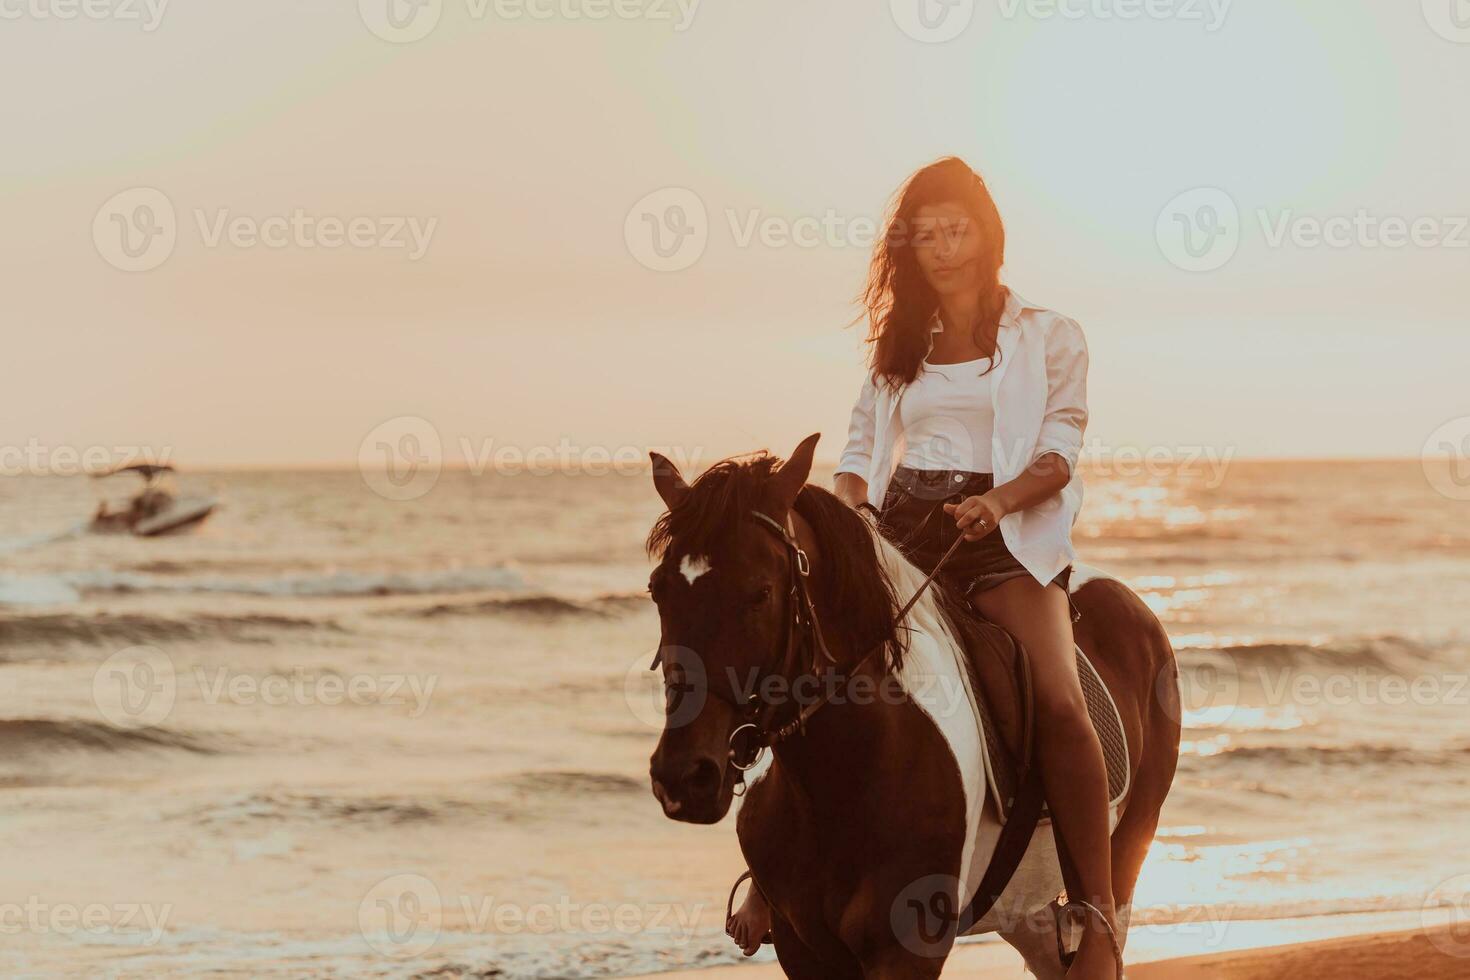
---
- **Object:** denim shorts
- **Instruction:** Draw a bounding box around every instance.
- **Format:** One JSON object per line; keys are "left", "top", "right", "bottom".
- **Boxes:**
{"left": 878, "top": 465, "right": 1075, "bottom": 609}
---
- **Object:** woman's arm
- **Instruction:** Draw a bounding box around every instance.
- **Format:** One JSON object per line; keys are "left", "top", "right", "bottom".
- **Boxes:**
{"left": 948, "top": 316, "right": 1089, "bottom": 539}
{"left": 833, "top": 372, "right": 879, "bottom": 508}
{"left": 834, "top": 471, "right": 869, "bottom": 510}
{"left": 946, "top": 455, "right": 1070, "bottom": 539}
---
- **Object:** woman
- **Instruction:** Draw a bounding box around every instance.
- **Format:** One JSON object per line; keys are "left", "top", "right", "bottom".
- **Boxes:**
{"left": 727, "top": 157, "right": 1117, "bottom": 978}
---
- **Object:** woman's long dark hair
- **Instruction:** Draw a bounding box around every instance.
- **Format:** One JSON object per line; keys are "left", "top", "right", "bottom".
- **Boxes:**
{"left": 859, "top": 157, "right": 1007, "bottom": 391}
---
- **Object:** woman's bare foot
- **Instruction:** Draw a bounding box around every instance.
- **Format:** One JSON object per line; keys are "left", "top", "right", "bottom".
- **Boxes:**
{"left": 725, "top": 885, "right": 772, "bottom": 957}
{"left": 1064, "top": 906, "right": 1121, "bottom": 979}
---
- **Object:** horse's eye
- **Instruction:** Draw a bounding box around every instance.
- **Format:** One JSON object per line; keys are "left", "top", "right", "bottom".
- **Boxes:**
{"left": 749, "top": 585, "right": 772, "bottom": 609}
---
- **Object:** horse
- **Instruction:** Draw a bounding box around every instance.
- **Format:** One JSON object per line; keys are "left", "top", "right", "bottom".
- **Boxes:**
{"left": 645, "top": 434, "right": 1180, "bottom": 979}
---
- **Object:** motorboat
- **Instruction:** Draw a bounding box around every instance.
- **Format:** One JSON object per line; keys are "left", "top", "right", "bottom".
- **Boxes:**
{"left": 90, "top": 463, "right": 218, "bottom": 537}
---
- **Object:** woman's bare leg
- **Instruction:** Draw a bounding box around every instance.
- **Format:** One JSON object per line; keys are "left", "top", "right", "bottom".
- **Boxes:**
{"left": 970, "top": 577, "right": 1118, "bottom": 980}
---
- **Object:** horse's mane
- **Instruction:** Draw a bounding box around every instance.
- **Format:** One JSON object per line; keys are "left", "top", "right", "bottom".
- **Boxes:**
{"left": 646, "top": 453, "right": 910, "bottom": 672}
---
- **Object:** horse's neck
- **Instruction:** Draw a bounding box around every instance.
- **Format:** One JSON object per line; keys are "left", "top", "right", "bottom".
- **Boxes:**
{"left": 771, "top": 512, "right": 958, "bottom": 787}
{"left": 766, "top": 678, "right": 904, "bottom": 807}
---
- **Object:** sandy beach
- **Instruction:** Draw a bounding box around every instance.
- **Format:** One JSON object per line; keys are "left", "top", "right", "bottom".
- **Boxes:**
{"left": 634, "top": 925, "right": 1468, "bottom": 979}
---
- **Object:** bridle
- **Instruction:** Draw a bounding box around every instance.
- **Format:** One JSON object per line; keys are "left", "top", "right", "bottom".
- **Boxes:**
{"left": 651, "top": 503, "right": 966, "bottom": 794}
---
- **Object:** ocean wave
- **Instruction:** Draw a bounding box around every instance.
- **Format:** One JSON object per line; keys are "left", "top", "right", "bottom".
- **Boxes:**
{"left": 59, "top": 565, "right": 528, "bottom": 599}
{"left": 1179, "top": 634, "right": 1456, "bottom": 674}
{"left": 180, "top": 773, "right": 643, "bottom": 828}
{"left": 1181, "top": 740, "right": 1470, "bottom": 769}
{"left": 0, "top": 718, "right": 217, "bottom": 757}
{"left": 0, "top": 522, "right": 87, "bottom": 557}
{"left": 506, "top": 770, "right": 644, "bottom": 796}
{"left": 405, "top": 591, "right": 648, "bottom": 620}
{"left": 183, "top": 791, "right": 488, "bottom": 826}
{"left": 0, "top": 611, "right": 334, "bottom": 648}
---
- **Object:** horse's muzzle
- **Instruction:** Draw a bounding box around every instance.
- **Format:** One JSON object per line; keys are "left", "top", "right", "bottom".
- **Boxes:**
{"left": 649, "top": 752, "right": 730, "bottom": 824}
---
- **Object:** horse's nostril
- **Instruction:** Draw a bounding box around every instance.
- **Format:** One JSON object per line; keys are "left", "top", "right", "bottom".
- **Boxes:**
{"left": 683, "top": 757, "right": 722, "bottom": 796}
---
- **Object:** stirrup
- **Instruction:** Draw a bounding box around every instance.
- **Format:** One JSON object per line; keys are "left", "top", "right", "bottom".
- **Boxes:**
{"left": 1054, "top": 899, "right": 1123, "bottom": 978}
{"left": 724, "top": 870, "right": 773, "bottom": 947}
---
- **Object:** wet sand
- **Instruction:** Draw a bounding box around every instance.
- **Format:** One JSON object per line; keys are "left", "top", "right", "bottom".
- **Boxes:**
{"left": 1129, "top": 926, "right": 1466, "bottom": 979}
{"left": 634, "top": 925, "right": 1468, "bottom": 979}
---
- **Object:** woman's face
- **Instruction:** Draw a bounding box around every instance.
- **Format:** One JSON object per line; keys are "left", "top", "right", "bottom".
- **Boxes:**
{"left": 911, "top": 200, "right": 985, "bottom": 297}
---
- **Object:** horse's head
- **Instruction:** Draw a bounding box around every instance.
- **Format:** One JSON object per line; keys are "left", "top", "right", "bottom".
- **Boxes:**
{"left": 644, "top": 434, "right": 821, "bottom": 824}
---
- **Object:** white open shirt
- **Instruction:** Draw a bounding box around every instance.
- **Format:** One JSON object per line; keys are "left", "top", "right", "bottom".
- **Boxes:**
{"left": 835, "top": 289, "right": 1089, "bottom": 586}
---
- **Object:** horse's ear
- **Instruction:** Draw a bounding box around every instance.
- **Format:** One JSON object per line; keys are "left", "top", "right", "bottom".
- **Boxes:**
{"left": 767, "top": 433, "right": 820, "bottom": 514}
{"left": 649, "top": 451, "right": 690, "bottom": 510}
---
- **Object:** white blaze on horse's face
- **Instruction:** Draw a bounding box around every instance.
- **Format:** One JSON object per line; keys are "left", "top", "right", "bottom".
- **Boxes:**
{"left": 679, "top": 554, "right": 712, "bottom": 584}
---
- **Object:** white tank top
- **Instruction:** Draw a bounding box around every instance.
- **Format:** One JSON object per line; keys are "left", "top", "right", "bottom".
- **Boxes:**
{"left": 897, "top": 357, "right": 996, "bottom": 472}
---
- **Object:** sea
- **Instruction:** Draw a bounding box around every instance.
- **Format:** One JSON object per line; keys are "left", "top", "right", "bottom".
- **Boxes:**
{"left": 1, "top": 459, "right": 1467, "bottom": 977}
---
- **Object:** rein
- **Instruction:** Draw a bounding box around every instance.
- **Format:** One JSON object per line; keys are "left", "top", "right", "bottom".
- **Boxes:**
{"left": 724, "top": 506, "right": 967, "bottom": 781}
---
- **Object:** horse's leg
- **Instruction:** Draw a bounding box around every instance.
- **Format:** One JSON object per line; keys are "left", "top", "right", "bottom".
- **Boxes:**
{"left": 997, "top": 904, "right": 1068, "bottom": 980}
{"left": 1107, "top": 722, "right": 1178, "bottom": 956}
{"left": 1105, "top": 802, "right": 1158, "bottom": 956}
{"left": 858, "top": 947, "right": 946, "bottom": 980}
{"left": 770, "top": 914, "right": 861, "bottom": 980}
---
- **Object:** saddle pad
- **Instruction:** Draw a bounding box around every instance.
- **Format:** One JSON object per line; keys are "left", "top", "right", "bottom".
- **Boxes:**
{"left": 977, "top": 645, "right": 1130, "bottom": 819}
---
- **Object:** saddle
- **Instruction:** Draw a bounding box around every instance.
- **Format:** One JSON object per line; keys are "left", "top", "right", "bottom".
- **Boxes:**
{"left": 975, "top": 643, "right": 1131, "bottom": 817}
{"left": 942, "top": 581, "right": 1131, "bottom": 933}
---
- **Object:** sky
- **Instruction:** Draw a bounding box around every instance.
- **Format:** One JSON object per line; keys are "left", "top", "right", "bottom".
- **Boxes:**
{"left": 3, "top": 1, "right": 1468, "bottom": 469}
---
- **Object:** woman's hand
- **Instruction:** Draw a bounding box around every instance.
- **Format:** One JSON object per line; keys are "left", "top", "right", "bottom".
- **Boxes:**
{"left": 944, "top": 491, "right": 1008, "bottom": 541}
